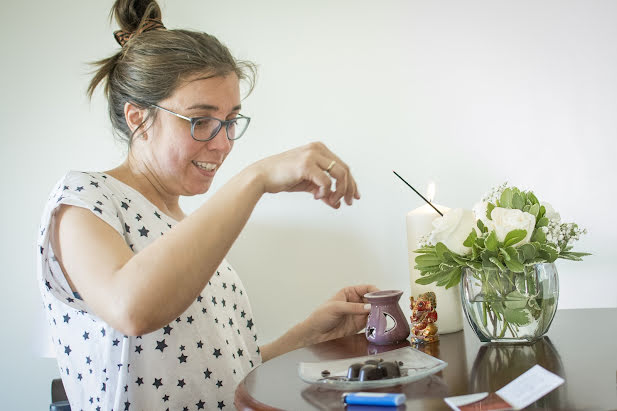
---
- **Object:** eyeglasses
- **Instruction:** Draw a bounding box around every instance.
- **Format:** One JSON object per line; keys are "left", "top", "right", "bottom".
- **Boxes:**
{"left": 151, "top": 104, "right": 251, "bottom": 142}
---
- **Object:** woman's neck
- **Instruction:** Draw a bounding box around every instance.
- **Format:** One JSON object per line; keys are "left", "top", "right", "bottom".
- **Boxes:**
{"left": 106, "top": 157, "right": 186, "bottom": 222}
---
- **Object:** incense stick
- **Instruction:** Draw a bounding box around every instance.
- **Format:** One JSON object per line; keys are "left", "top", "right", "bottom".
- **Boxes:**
{"left": 392, "top": 171, "right": 444, "bottom": 216}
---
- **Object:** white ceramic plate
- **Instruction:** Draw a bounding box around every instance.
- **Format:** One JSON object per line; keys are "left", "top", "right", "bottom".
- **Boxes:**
{"left": 297, "top": 346, "right": 447, "bottom": 390}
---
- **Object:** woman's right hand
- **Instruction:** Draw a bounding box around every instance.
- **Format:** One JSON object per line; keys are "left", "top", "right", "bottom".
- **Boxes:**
{"left": 249, "top": 142, "right": 361, "bottom": 209}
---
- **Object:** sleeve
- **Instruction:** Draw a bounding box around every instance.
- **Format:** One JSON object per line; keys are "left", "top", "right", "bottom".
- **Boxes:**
{"left": 36, "top": 171, "right": 125, "bottom": 312}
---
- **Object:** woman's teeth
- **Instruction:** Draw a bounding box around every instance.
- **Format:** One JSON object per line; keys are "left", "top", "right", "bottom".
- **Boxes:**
{"left": 193, "top": 161, "right": 217, "bottom": 171}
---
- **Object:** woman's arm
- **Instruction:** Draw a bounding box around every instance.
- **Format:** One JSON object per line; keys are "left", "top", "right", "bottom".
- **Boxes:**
{"left": 260, "top": 285, "right": 378, "bottom": 362}
{"left": 53, "top": 143, "right": 360, "bottom": 336}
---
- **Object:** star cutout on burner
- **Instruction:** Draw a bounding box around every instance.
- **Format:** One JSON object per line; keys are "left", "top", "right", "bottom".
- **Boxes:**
{"left": 237, "top": 348, "right": 243, "bottom": 357}
{"left": 153, "top": 378, "right": 163, "bottom": 389}
{"left": 177, "top": 378, "right": 186, "bottom": 388}
{"left": 135, "top": 377, "right": 143, "bottom": 386}
{"left": 196, "top": 400, "right": 205, "bottom": 410}
{"left": 162, "top": 394, "right": 169, "bottom": 402}
{"left": 154, "top": 211, "right": 161, "bottom": 219}
{"left": 76, "top": 186, "right": 84, "bottom": 192}
{"left": 240, "top": 310, "right": 246, "bottom": 318}
{"left": 178, "top": 353, "right": 188, "bottom": 363}
{"left": 203, "top": 368, "right": 212, "bottom": 379}
{"left": 138, "top": 226, "right": 149, "bottom": 237}
{"left": 113, "top": 338, "right": 120, "bottom": 346}
{"left": 64, "top": 345, "right": 71, "bottom": 355}
{"left": 246, "top": 319, "right": 254, "bottom": 330}
{"left": 135, "top": 345, "right": 142, "bottom": 354}
{"left": 197, "top": 340, "right": 203, "bottom": 349}
{"left": 90, "top": 181, "right": 99, "bottom": 188}
{"left": 213, "top": 348, "right": 222, "bottom": 358}
{"left": 163, "top": 325, "right": 173, "bottom": 335}
{"left": 93, "top": 206, "right": 102, "bottom": 214}
{"left": 186, "top": 316, "right": 194, "bottom": 324}
{"left": 216, "top": 380, "right": 223, "bottom": 388}
{"left": 63, "top": 314, "right": 70, "bottom": 323}
{"left": 121, "top": 201, "right": 129, "bottom": 210}
{"left": 217, "top": 400, "right": 225, "bottom": 409}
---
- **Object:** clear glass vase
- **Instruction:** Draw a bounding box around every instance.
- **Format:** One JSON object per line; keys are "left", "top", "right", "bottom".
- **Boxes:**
{"left": 461, "top": 263, "right": 559, "bottom": 343}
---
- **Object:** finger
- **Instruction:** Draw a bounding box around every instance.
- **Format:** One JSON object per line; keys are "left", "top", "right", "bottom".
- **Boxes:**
{"left": 319, "top": 157, "right": 349, "bottom": 207}
{"left": 306, "top": 164, "right": 334, "bottom": 201}
{"left": 331, "top": 301, "right": 372, "bottom": 315}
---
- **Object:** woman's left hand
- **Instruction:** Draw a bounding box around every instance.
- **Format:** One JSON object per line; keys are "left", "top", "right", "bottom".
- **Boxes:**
{"left": 303, "top": 284, "right": 379, "bottom": 344}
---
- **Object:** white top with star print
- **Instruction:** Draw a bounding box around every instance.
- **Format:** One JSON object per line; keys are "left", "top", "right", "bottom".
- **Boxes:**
{"left": 37, "top": 171, "right": 261, "bottom": 411}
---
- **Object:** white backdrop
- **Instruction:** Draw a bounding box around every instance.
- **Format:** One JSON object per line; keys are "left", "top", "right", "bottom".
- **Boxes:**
{"left": 1, "top": 1, "right": 615, "bottom": 409}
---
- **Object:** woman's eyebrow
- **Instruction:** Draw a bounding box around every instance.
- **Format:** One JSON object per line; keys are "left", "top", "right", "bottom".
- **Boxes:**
{"left": 186, "top": 103, "right": 242, "bottom": 112}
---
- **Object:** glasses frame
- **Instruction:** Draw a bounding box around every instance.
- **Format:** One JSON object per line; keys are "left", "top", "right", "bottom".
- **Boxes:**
{"left": 151, "top": 104, "right": 251, "bottom": 142}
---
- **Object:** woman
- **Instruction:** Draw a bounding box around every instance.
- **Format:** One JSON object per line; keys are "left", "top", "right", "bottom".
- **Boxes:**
{"left": 37, "top": 0, "right": 376, "bottom": 409}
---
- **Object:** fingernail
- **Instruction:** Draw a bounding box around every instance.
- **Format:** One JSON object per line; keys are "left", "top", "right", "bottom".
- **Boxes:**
{"left": 364, "top": 303, "right": 371, "bottom": 310}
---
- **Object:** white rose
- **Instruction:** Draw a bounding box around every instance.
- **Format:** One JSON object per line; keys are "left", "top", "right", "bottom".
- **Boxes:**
{"left": 541, "top": 202, "right": 561, "bottom": 223}
{"left": 472, "top": 201, "right": 491, "bottom": 228}
{"left": 490, "top": 207, "right": 536, "bottom": 246}
{"left": 429, "top": 208, "right": 476, "bottom": 256}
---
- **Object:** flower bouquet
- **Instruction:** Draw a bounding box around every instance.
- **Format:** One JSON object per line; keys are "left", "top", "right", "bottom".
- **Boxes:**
{"left": 414, "top": 183, "right": 589, "bottom": 342}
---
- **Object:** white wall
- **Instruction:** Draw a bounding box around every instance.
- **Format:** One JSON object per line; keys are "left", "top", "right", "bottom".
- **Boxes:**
{"left": 1, "top": 1, "right": 615, "bottom": 408}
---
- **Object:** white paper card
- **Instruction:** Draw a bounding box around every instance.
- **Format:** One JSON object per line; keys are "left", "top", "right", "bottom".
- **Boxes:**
{"left": 496, "top": 365, "right": 564, "bottom": 410}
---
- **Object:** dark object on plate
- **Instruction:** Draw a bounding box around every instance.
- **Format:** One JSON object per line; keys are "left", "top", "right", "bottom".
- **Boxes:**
{"left": 346, "top": 363, "right": 364, "bottom": 379}
{"left": 321, "top": 370, "right": 330, "bottom": 377}
{"left": 364, "top": 358, "right": 383, "bottom": 365}
{"left": 358, "top": 364, "right": 384, "bottom": 381}
{"left": 345, "top": 359, "right": 402, "bottom": 381}
{"left": 377, "top": 361, "right": 401, "bottom": 378}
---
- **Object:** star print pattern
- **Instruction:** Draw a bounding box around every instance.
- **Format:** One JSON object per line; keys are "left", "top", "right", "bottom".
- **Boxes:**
{"left": 37, "top": 171, "right": 261, "bottom": 410}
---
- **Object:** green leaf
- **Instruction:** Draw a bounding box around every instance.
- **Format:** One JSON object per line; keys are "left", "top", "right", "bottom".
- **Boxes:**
{"left": 435, "top": 242, "right": 449, "bottom": 260}
{"left": 486, "top": 203, "right": 495, "bottom": 220}
{"left": 415, "top": 254, "right": 441, "bottom": 267}
{"left": 512, "top": 192, "right": 525, "bottom": 210}
{"left": 463, "top": 229, "right": 478, "bottom": 247}
{"left": 486, "top": 231, "right": 498, "bottom": 251}
{"left": 538, "top": 205, "right": 546, "bottom": 219}
{"left": 518, "top": 243, "right": 537, "bottom": 261}
{"left": 489, "top": 256, "right": 506, "bottom": 271}
{"left": 503, "top": 308, "right": 531, "bottom": 326}
{"left": 414, "top": 247, "right": 436, "bottom": 254}
{"left": 415, "top": 271, "right": 444, "bottom": 285}
{"left": 499, "top": 247, "right": 511, "bottom": 261}
{"left": 499, "top": 189, "right": 513, "bottom": 208}
{"left": 528, "top": 192, "right": 539, "bottom": 205}
{"left": 504, "top": 258, "right": 525, "bottom": 273}
{"left": 503, "top": 229, "right": 527, "bottom": 247}
{"left": 504, "top": 290, "right": 528, "bottom": 310}
{"left": 536, "top": 217, "right": 549, "bottom": 228}
{"left": 477, "top": 219, "right": 487, "bottom": 233}
{"left": 531, "top": 228, "right": 546, "bottom": 243}
{"left": 529, "top": 203, "right": 540, "bottom": 218}
{"left": 444, "top": 267, "right": 462, "bottom": 289}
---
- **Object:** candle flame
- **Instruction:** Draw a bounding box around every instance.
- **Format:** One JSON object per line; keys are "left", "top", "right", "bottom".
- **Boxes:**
{"left": 426, "top": 181, "right": 436, "bottom": 203}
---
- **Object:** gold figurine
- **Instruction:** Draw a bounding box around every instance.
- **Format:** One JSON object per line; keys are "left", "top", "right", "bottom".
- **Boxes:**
{"left": 410, "top": 292, "right": 439, "bottom": 344}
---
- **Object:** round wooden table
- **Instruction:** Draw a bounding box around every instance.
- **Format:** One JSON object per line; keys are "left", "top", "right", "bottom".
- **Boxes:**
{"left": 235, "top": 308, "right": 617, "bottom": 410}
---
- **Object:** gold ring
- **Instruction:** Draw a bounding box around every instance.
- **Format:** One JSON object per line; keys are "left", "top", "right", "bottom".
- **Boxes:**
{"left": 326, "top": 160, "right": 336, "bottom": 173}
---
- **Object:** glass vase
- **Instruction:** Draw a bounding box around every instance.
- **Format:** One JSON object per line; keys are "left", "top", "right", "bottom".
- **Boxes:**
{"left": 461, "top": 263, "right": 559, "bottom": 343}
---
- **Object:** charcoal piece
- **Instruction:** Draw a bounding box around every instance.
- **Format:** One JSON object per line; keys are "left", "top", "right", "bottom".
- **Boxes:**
{"left": 346, "top": 363, "right": 364, "bottom": 380}
{"left": 358, "top": 364, "right": 384, "bottom": 381}
{"left": 377, "top": 361, "right": 401, "bottom": 378}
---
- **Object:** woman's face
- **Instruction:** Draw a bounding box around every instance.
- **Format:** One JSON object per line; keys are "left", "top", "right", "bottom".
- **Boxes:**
{"left": 141, "top": 72, "right": 242, "bottom": 197}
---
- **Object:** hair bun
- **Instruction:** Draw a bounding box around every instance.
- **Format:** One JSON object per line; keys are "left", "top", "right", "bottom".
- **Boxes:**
{"left": 112, "top": 0, "right": 162, "bottom": 34}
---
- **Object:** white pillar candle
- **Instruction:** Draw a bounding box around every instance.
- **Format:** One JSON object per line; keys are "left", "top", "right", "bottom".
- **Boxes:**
{"left": 406, "top": 203, "right": 464, "bottom": 334}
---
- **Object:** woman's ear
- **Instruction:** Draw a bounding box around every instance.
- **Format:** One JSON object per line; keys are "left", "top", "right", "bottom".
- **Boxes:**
{"left": 124, "top": 102, "right": 149, "bottom": 139}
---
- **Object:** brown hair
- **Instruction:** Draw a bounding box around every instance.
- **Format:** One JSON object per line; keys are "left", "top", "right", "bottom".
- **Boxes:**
{"left": 88, "top": 0, "right": 256, "bottom": 146}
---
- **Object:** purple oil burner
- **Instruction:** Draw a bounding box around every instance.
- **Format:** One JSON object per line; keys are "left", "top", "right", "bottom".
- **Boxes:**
{"left": 364, "top": 290, "right": 410, "bottom": 345}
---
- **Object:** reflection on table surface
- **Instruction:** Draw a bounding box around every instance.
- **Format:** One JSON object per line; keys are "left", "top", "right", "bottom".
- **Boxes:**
{"left": 235, "top": 308, "right": 617, "bottom": 410}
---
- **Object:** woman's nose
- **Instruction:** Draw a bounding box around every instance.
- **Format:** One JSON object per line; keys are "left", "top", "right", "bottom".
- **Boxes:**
{"left": 206, "top": 127, "right": 232, "bottom": 153}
